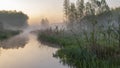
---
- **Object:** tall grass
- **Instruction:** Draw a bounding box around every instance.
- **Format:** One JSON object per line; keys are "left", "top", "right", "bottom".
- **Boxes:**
{"left": 38, "top": 27, "right": 120, "bottom": 68}
{"left": 38, "top": 14, "right": 120, "bottom": 68}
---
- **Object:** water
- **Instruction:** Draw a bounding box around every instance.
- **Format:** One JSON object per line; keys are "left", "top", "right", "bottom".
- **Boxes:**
{"left": 0, "top": 33, "right": 68, "bottom": 68}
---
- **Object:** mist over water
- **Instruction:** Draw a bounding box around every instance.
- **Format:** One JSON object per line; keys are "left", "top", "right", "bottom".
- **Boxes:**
{"left": 0, "top": 24, "right": 69, "bottom": 68}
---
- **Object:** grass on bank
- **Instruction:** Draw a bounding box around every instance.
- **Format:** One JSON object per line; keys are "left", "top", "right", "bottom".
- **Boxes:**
{"left": 38, "top": 30, "right": 120, "bottom": 68}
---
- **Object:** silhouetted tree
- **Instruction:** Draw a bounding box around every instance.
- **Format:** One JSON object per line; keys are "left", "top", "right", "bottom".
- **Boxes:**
{"left": 90, "top": 0, "right": 102, "bottom": 15}
{"left": 100, "top": 0, "right": 110, "bottom": 12}
{"left": 68, "top": 3, "right": 77, "bottom": 28}
{"left": 90, "top": 0, "right": 98, "bottom": 8}
{"left": 76, "top": 0, "right": 84, "bottom": 22}
{"left": 64, "top": 0, "right": 70, "bottom": 22}
{"left": 0, "top": 10, "right": 29, "bottom": 30}
{"left": 85, "top": 2, "right": 95, "bottom": 16}
{"left": 40, "top": 18, "right": 49, "bottom": 29}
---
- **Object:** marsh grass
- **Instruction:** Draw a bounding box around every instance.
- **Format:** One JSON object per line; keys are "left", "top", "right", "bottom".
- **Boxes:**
{"left": 38, "top": 29, "right": 120, "bottom": 68}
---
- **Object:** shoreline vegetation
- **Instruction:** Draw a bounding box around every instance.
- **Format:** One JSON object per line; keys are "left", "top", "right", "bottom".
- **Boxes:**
{"left": 38, "top": 0, "right": 120, "bottom": 68}
{"left": 0, "top": 30, "right": 20, "bottom": 40}
{"left": 38, "top": 29, "right": 120, "bottom": 68}
{"left": 0, "top": 10, "right": 28, "bottom": 40}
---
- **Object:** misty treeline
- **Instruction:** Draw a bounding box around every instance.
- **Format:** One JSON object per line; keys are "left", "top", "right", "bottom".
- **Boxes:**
{"left": 64, "top": 0, "right": 119, "bottom": 30}
{"left": 63, "top": 0, "right": 120, "bottom": 46}
{"left": 64, "top": 0, "right": 109, "bottom": 23}
{"left": 0, "top": 10, "right": 28, "bottom": 40}
{"left": 40, "top": 18, "right": 49, "bottom": 29}
{"left": 0, "top": 10, "right": 28, "bottom": 30}
{"left": 64, "top": 0, "right": 109, "bottom": 22}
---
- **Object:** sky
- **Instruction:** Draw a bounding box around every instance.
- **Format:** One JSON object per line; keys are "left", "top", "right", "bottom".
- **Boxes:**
{"left": 0, "top": 0, "right": 120, "bottom": 25}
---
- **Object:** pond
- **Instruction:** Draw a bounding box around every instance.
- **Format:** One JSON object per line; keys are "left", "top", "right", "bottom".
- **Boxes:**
{"left": 0, "top": 33, "right": 69, "bottom": 68}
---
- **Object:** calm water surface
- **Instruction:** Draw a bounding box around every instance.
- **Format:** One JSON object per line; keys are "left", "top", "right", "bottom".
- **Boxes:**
{"left": 0, "top": 33, "right": 68, "bottom": 68}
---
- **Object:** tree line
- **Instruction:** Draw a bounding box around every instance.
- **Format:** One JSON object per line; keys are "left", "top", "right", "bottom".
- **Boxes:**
{"left": 64, "top": 0, "right": 110, "bottom": 25}
{"left": 0, "top": 10, "right": 29, "bottom": 30}
{"left": 63, "top": 0, "right": 120, "bottom": 47}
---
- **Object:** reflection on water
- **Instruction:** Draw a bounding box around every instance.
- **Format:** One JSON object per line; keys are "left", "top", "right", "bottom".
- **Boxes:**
{"left": 0, "top": 34, "right": 68, "bottom": 68}
{"left": 0, "top": 33, "right": 28, "bottom": 49}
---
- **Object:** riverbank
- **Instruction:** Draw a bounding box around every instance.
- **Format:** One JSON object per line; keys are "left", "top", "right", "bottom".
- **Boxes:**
{"left": 38, "top": 30, "right": 120, "bottom": 68}
{"left": 0, "top": 30, "right": 20, "bottom": 40}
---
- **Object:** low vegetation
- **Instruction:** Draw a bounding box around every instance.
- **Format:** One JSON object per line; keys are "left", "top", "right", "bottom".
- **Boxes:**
{"left": 0, "top": 30, "right": 20, "bottom": 40}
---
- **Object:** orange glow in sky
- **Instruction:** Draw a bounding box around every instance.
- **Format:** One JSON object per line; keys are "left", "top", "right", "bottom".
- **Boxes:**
{"left": 0, "top": 0, "right": 120, "bottom": 25}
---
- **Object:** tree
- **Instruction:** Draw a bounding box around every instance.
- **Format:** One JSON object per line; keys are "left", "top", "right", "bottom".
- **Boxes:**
{"left": 68, "top": 3, "right": 77, "bottom": 28}
{"left": 90, "top": 0, "right": 98, "bottom": 7}
{"left": 40, "top": 18, "right": 49, "bottom": 29}
{"left": 85, "top": 2, "right": 95, "bottom": 16}
{"left": 90, "top": 0, "right": 101, "bottom": 15}
{"left": 100, "top": 0, "right": 110, "bottom": 12}
{"left": 63, "top": 0, "right": 70, "bottom": 22}
{"left": 0, "top": 10, "right": 28, "bottom": 30}
{"left": 76, "top": 0, "right": 84, "bottom": 22}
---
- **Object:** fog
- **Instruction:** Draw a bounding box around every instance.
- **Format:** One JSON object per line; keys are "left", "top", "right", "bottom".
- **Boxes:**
{"left": 0, "top": 21, "right": 69, "bottom": 68}
{"left": 0, "top": 33, "right": 68, "bottom": 68}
